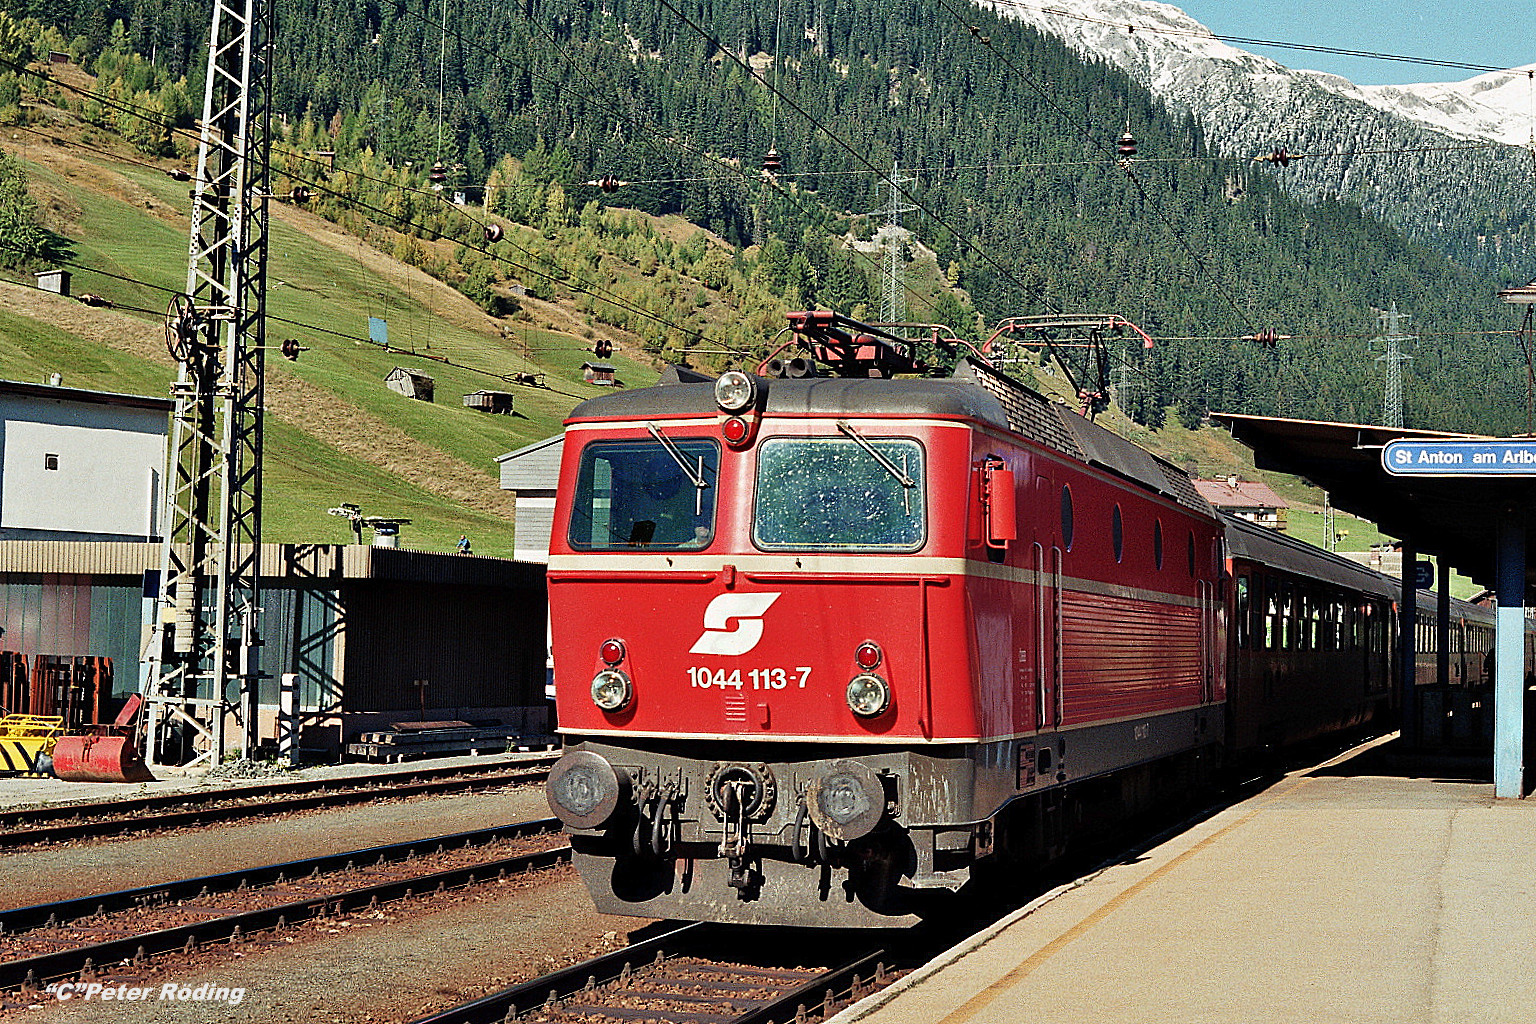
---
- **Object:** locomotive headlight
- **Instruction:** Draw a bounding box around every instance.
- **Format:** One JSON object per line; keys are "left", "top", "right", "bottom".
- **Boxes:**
{"left": 845, "top": 674, "right": 891, "bottom": 717}
{"left": 590, "top": 669, "right": 633, "bottom": 712}
{"left": 714, "top": 370, "right": 756, "bottom": 413}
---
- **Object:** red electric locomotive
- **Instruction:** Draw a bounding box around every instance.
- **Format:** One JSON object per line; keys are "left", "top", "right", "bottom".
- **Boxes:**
{"left": 545, "top": 313, "right": 1228, "bottom": 927}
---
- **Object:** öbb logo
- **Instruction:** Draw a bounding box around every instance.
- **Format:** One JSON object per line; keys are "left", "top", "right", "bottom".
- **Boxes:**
{"left": 690, "top": 592, "right": 782, "bottom": 656}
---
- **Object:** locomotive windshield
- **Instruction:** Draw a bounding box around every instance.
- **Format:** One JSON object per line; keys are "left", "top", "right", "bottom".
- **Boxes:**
{"left": 753, "top": 436, "right": 925, "bottom": 551}
{"left": 568, "top": 438, "right": 720, "bottom": 550}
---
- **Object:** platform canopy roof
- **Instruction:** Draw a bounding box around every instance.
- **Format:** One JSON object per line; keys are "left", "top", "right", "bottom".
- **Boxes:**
{"left": 1210, "top": 413, "right": 1536, "bottom": 591}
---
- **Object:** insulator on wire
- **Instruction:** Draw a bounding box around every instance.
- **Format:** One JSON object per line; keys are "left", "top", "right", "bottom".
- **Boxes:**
{"left": 428, "top": 161, "right": 447, "bottom": 184}
{"left": 166, "top": 168, "right": 192, "bottom": 182}
{"left": 762, "top": 148, "right": 783, "bottom": 174}
{"left": 1255, "top": 147, "right": 1303, "bottom": 168}
{"left": 280, "top": 338, "right": 302, "bottom": 361}
{"left": 485, "top": 223, "right": 504, "bottom": 242}
{"left": 583, "top": 175, "right": 625, "bottom": 193}
{"left": 288, "top": 186, "right": 311, "bottom": 203}
{"left": 1242, "top": 329, "right": 1286, "bottom": 348}
{"left": 1116, "top": 130, "right": 1137, "bottom": 161}
{"left": 76, "top": 293, "right": 113, "bottom": 308}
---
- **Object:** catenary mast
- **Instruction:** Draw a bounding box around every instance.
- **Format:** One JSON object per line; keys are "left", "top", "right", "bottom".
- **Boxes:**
{"left": 142, "top": 0, "right": 274, "bottom": 767}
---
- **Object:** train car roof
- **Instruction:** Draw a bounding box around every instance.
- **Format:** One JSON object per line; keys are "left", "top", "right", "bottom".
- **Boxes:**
{"left": 1223, "top": 511, "right": 1401, "bottom": 599}
{"left": 1228, "top": 513, "right": 1497, "bottom": 623}
{"left": 951, "top": 359, "right": 1213, "bottom": 516}
{"left": 566, "top": 375, "right": 1012, "bottom": 429}
{"left": 567, "top": 360, "right": 1214, "bottom": 515}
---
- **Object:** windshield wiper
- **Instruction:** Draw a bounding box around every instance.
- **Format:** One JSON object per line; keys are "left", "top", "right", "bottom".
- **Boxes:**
{"left": 837, "top": 420, "right": 915, "bottom": 488}
{"left": 647, "top": 422, "right": 710, "bottom": 516}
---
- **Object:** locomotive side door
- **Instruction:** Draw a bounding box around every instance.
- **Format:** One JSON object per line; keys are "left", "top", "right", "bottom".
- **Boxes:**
{"left": 1034, "top": 474, "right": 1063, "bottom": 731}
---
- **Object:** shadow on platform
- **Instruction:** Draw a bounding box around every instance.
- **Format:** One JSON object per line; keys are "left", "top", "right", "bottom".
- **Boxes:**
{"left": 1306, "top": 735, "right": 1503, "bottom": 786}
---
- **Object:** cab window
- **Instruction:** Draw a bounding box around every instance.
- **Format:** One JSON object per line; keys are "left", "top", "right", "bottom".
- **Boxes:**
{"left": 753, "top": 436, "right": 925, "bottom": 551}
{"left": 567, "top": 438, "right": 719, "bottom": 551}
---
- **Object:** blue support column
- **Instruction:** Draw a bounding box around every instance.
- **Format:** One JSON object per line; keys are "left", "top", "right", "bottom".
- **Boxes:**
{"left": 1400, "top": 538, "right": 1417, "bottom": 747}
{"left": 1494, "top": 514, "right": 1526, "bottom": 798}
{"left": 1436, "top": 560, "right": 1451, "bottom": 689}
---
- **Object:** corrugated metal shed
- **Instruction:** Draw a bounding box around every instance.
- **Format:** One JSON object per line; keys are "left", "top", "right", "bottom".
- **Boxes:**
{"left": 0, "top": 542, "right": 549, "bottom": 755}
{"left": 496, "top": 435, "right": 563, "bottom": 494}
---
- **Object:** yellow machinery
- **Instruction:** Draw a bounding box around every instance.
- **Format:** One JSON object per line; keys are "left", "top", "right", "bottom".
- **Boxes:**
{"left": 0, "top": 715, "right": 64, "bottom": 775}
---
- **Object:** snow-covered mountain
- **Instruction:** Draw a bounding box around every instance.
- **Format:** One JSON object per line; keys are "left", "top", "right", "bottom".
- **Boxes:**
{"left": 978, "top": 0, "right": 1534, "bottom": 269}
{"left": 981, "top": 0, "right": 1534, "bottom": 145}
{"left": 1360, "top": 68, "right": 1536, "bottom": 148}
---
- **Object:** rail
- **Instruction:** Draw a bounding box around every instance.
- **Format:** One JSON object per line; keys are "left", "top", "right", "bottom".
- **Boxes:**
{"left": 0, "top": 754, "right": 555, "bottom": 847}
{"left": 0, "top": 818, "right": 568, "bottom": 991}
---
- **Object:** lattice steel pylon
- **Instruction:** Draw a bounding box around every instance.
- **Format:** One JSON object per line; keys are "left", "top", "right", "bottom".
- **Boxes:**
{"left": 142, "top": 0, "right": 274, "bottom": 768}
{"left": 864, "top": 161, "right": 916, "bottom": 325}
{"left": 1374, "top": 301, "right": 1415, "bottom": 429}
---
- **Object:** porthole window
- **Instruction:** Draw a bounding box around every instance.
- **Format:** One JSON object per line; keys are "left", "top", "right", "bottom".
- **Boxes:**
{"left": 1060, "top": 485, "right": 1074, "bottom": 550}
{"left": 1111, "top": 504, "right": 1123, "bottom": 563}
{"left": 1153, "top": 520, "right": 1164, "bottom": 569}
{"left": 1187, "top": 531, "right": 1196, "bottom": 576}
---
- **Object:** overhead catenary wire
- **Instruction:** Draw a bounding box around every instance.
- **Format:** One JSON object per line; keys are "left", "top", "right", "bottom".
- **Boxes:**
{"left": 5, "top": 13, "right": 1517, "bottom": 364}
{"left": 651, "top": 0, "right": 1069, "bottom": 318}
{"left": 0, "top": 239, "right": 595, "bottom": 398}
{"left": 933, "top": 0, "right": 1261, "bottom": 336}
{"left": 383, "top": 0, "right": 949, "bottom": 326}
{"left": 0, "top": 56, "right": 727, "bottom": 357}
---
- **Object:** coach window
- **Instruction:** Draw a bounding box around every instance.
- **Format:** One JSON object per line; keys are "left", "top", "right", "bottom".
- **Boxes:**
{"left": 1264, "top": 577, "right": 1279, "bottom": 650}
{"left": 1111, "top": 504, "right": 1124, "bottom": 562}
{"left": 1153, "top": 520, "right": 1164, "bottom": 569}
{"left": 1281, "top": 583, "right": 1295, "bottom": 650}
{"left": 1060, "top": 485, "right": 1074, "bottom": 551}
{"left": 1252, "top": 574, "right": 1267, "bottom": 648}
{"left": 753, "top": 436, "right": 925, "bottom": 552}
{"left": 568, "top": 437, "right": 720, "bottom": 551}
{"left": 1234, "top": 573, "right": 1250, "bottom": 648}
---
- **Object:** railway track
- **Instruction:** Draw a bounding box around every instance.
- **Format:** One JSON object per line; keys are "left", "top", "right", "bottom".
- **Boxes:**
{"left": 0, "top": 753, "right": 556, "bottom": 848}
{"left": 411, "top": 923, "right": 894, "bottom": 1024}
{"left": 0, "top": 817, "right": 570, "bottom": 993}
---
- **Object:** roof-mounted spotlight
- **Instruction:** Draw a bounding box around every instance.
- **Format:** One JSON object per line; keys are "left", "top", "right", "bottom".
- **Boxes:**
{"left": 714, "top": 370, "right": 757, "bottom": 413}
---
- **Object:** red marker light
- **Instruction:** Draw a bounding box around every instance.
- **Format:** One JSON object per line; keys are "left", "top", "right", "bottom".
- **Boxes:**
{"left": 599, "top": 638, "right": 626, "bottom": 665}
{"left": 855, "top": 641, "right": 883, "bottom": 670}
{"left": 722, "top": 416, "right": 750, "bottom": 444}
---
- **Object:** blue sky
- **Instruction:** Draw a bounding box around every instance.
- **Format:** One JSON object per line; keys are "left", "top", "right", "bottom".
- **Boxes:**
{"left": 1172, "top": 1, "right": 1532, "bottom": 85}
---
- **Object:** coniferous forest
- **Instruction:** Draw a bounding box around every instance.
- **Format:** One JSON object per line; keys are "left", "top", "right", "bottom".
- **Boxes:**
{"left": 4, "top": 0, "right": 1533, "bottom": 434}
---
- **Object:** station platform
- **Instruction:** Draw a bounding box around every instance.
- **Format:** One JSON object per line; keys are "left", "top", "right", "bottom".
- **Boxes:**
{"left": 833, "top": 737, "right": 1536, "bottom": 1024}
